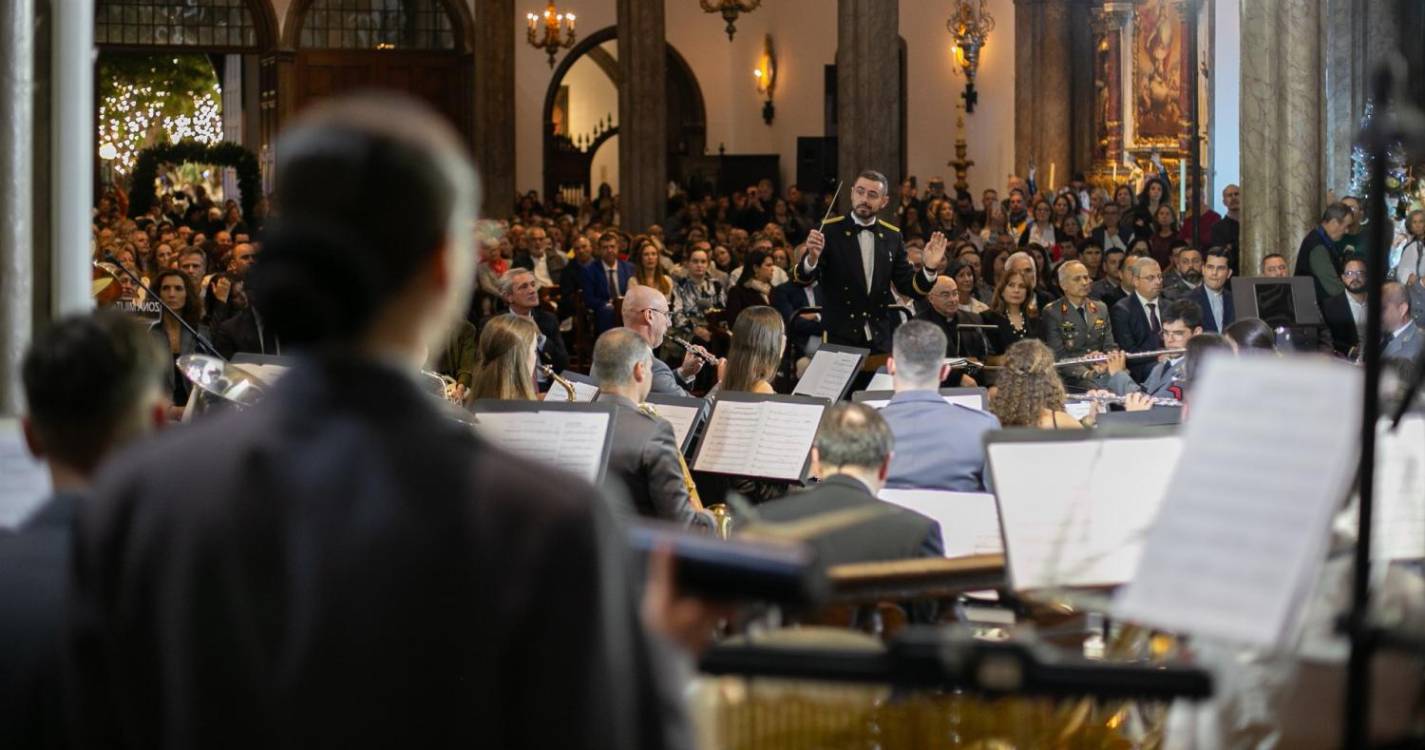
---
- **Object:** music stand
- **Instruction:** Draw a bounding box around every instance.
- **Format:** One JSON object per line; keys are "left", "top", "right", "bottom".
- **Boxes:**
{"left": 852, "top": 387, "right": 988, "bottom": 411}
{"left": 1231, "top": 276, "right": 1325, "bottom": 329}
{"left": 645, "top": 393, "right": 708, "bottom": 455}
{"left": 466, "top": 400, "right": 617, "bottom": 483}
{"left": 692, "top": 392, "right": 829, "bottom": 483}
{"left": 792, "top": 343, "right": 870, "bottom": 402}
{"left": 1093, "top": 407, "right": 1183, "bottom": 427}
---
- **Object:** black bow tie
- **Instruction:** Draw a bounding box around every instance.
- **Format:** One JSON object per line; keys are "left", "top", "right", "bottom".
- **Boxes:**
{"left": 854, "top": 223, "right": 877, "bottom": 235}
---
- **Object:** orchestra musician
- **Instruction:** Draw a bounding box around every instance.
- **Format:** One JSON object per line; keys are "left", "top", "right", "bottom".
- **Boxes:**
{"left": 592, "top": 328, "right": 697, "bottom": 526}
{"left": 795, "top": 170, "right": 948, "bottom": 352}
{"left": 468, "top": 314, "right": 540, "bottom": 401}
{"left": 66, "top": 94, "right": 696, "bottom": 749}
{"left": 619, "top": 285, "right": 709, "bottom": 397}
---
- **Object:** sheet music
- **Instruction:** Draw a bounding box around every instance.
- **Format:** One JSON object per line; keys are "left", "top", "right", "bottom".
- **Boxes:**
{"left": 1115, "top": 356, "right": 1361, "bottom": 649}
{"left": 866, "top": 372, "right": 893, "bottom": 391}
{"left": 1374, "top": 416, "right": 1425, "bottom": 561}
{"left": 472, "top": 411, "right": 610, "bottom": 483}
{"left": 694, "top": 399, "right": 824, "bottom": 480}
{"left": 879, "top": 489, "right": 1003, "bottom": 558}
{"left": 988, "top": 435, "right": 1182, "bottom": 591}
{"left": 0, "top": 419, "right": 51, "bottom": 529}
{"left": 792, "top": 349, "right": 861, "bottom": 402}
{"left": 649, "top": 403, "right": 700, "bottom": 452}
{"left": 558, "top": 371, "right": 600, "bottom": 403}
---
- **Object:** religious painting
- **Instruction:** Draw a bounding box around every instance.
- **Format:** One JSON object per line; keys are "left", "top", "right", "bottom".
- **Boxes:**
{"left": 1132, "top": 0, "right": 1185, "bottom": 142}
{"left": 551, "top": 85, "right": 569, "bottom": 137}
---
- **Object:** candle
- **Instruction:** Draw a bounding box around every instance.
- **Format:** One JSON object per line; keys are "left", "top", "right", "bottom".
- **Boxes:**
{"left": 1179, "top": 159, "right": 1186, "bottom": 213}
{"left": 1048, "top": 163, "right": 1056, "bottom": 192}
{"left": 1112, "top": 162, "right": 1118, "bottom": 183}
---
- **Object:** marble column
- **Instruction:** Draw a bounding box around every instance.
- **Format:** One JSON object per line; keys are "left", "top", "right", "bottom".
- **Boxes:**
{"left": 0, "top": 0, "right": 35, "bottom": 414}
{"left": 836, "top": 0, "right": 900, "bottom": 201}
{"left": 617, "top": 0, "right": 666, "bottom": 232}
{"left": 473, "top": 0, "right": 514, "bottom": 220}
{"left": 1013, "top": 0, "right": 1073, "bottom": 187}
{"left": 1240, "top": 0, "right": 1322, "bottom": 275}
{"left": 1320, "top": 0, "right": 1399, "bottom": 198}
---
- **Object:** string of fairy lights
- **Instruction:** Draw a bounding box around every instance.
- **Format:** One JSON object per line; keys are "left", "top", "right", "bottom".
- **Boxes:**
{"left": 97, "top": 82, "right": 224, "bottom": 176}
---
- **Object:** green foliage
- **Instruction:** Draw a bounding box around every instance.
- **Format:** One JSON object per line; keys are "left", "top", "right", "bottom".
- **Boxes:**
{"left": 128, "top": 142, "right": 262, "bottom": 224}
{"left": 97, "top": 52, "right": 220, "bottom": 111}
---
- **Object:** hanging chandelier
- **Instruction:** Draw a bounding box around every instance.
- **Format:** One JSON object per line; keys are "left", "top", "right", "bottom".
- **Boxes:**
{"left": 700, "top": 0, "right": 762, "bottom": 42}
{"left": 526, "top": 1, "right": 577, "bottom": 68}
{"left": 947, "top": 0, "right": 995, "bottom": 113}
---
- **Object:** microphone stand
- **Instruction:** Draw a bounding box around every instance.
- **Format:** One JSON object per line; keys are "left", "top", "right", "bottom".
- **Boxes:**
{"left": 103, "top": 254, "right": 226, "bottom": 360}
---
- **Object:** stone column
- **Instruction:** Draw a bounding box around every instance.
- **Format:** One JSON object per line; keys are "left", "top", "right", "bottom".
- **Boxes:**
{"left": 0, "top": 0, "right": 35, "bottom": 414}
{"left": 51, "top": 0, "right": 92, "bottom": 316}
{"left": 1240, "top": 0, "right": 1322, "bottom": 274}
{"left": 1320, "top": 0, "right": 1399, "bottom": 198}
{"left": 1068, "top": 0, "right": 1098, "bottom": 176}
{"left": 617, "top": 0, "right": 666, "bottom": 231}
{"left": 1013, "top": 0, "right": 1072, "bottom": 187}
{"left": 473, "top": 0, "right": 514, "bottom": 220}
{"left": 836, "top": 0, "right": 900, "bottom": 202}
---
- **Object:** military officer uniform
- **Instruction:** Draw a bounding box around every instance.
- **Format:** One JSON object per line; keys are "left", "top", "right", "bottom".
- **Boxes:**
{"left": 794, "top": 215, "right": 937, "bottom": 353}
{"left": 594, "top": 392, "right": 696, "bottom": 526}
{"left": 1042, "top": 295, "right": 1134, "bottom": 393}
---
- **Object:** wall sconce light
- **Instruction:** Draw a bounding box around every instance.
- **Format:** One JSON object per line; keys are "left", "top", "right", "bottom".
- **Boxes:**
{"left": 753, "top": 35, "right": 777, "bottom": 125}
{"left": 947, "top": 0, "right": 994, "bottom": 113}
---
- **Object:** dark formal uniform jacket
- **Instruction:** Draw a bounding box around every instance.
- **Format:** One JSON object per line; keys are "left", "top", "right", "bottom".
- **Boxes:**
{"left": 0, "top": 492, "right": 82, "bottom": 750}
{"left": 1042, "top": 296, "right": 1118, "bottom": 385}
{"left": 794, "top": 216, "right": 935, "bottom": 352}
{"left": 594, "top": 393, "right": 696, "bottom": 526}
{"left": 66, "top": 355, "right": 689, "bottom": 750}
{"left": 214, "top": 306, "right": 278, "bottom": 360}
{"left": 528, "top": 308, "right": 570, "bottom": 378}
{"left": 1321, "top": 291, "right": 1362, "bottom": 357}
{"left": 1111, "top": 293, "right": 1166, "bottom": 382}
{"left": 755, "top": 475, "right": 943, "bottom": 567}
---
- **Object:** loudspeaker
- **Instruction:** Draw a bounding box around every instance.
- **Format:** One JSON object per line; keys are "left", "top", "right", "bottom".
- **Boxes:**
{"left": 796, "top": 137, "right": 837, "bottom": 194}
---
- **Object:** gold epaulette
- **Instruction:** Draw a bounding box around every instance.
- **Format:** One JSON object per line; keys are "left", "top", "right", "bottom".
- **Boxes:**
{"left": 823, "top": 215, "right": 846, "bottom": 225}
{"left": 637, "top": 403, "right": 660, "bottom": 418}
{"left": 877, "top": 219, "right": 900, "bottom": 232}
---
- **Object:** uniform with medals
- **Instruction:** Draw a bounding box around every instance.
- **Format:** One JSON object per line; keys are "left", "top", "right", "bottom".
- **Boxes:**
{"left": 1042, "top": 295, "right": 1132, "bottom": 392}
{"left": 794, "top": 216, "right": 937, "bottom": 352}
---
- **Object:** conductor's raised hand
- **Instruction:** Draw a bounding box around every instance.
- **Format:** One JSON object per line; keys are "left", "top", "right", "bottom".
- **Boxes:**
{"left": 924, "top": 232, "right": 948, "bottom": 271}
{"left": 804, "top": 229, "right": 825, "bottom": 266}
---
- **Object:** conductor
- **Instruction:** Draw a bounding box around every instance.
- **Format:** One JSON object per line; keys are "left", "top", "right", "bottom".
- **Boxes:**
{"left": 796, "top": 170, "right": 947, "bottom": 352}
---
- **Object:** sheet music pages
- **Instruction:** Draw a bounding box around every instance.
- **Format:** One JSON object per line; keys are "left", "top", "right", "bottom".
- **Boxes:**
{"left": 792, "top": 349, "right": 861, "bottom": 402}
{"left": 1374, "top": 416, "right": 1425, "bottom": 561}
{"left": 0, "top": 419, "right": 51, "bottom": 529}
{"left": 878, "top": 489, "right": 1004, "bottom": 557}
{"left": 694, "top": 399, "right": 824, "bottom": 480}
{"left": 866, "top": 372, "right": 894, "bottom": 391}
{"left": 649, "top": 403, "right": 701, "bottom": 453}
{"left": 559, "top": 371, "right": 600, "bottom": 403}
{"left": 988, "top": 435, "right": 1182, "bottom": 590}
{"left": 471, "top": 411, "right": 610, "bottom": 483}
{"left": 1115, "top": 356, "right": 1361, "bottom": 649}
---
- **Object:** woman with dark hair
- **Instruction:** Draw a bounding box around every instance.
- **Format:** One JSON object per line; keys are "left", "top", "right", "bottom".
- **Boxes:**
{"left": 467, "top": 314, "right": 539, "bottom": 402}
{"left": 1146, "top": 204, "right": 1180, "bottom": 269}
{"left": 725, "top": 248, "right": 775, "bottom": 325}
{"left": 718, "top": 305, "right": 786, "bottom": 394}
{"left": 147, "top": 268, "right": 209, "bottom": 418}
{"left": 1056, "top": 214, "right": 1085, "bottom": 262}
{"left": 949, "top": 260, "right": 990, "bottom": 314}
{"left": 628, "top": 237, "right": 674, "bottom": 301}
{"left": 1132, "top": 176, "right": 1171, "bottom": 239}
{"left": 72, "top": 94, "right": 697, "bottom": 749}
{"left": 1224, "top": 317, "right": 1277, "bottom": 353}
{"left": 984, "top": 271, "right": 1042, "bottom": 352}
{"left": 1019, "top": 199, "right": 1057, "bottom": 248}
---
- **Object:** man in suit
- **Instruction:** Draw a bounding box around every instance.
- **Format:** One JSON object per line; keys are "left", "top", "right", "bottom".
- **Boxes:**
{"left": 592, "top": 329, "right": 696, "bottom": 526}
{"left": 1111, "top": 256, "right": 1166, "bottom": 382}
{"left": 558, "top": 234, "right": 595, "bottom": 322}
{"left": 796, "top": 170, "right": 948, "bottom": 353}
{"left": 0, "top": 312, "right": 167, "bottom": 749}
{"left": 616, "top": 285, "right": 709, "bottom": 397}
{"left": 1189, "top": 247, "right": 1236, "bottom": 334}
{"left": 1383, "top": 281, "right": 1425, "bottom": 364}
{"left": 914, "top": 276, "right": 991, "bottom": 384}
{"left": 501, "top": 268, "right": 569, "bottom": 386}
{"left": 756, "top": 403, "right": 944, "bottom": 566}
{"left": 1322, "top": 255, "right": 1368, "bottom": 357}
{"left": 1093, "top": 247, "right": 1136, "bottom": 308}
{"left": 582, "top": 231, "right": 635, "bottom": 333}
{"left": 1043, "top": 260, "right": 1133, "bottom": 392}
{"left": 213, "top": 302, "right": 279, "bottom": 359}
{"left": 880, "top": 322, "right": 1000, "bottom": 492}
{"left": 511, "top": 225, "right": 566, "bottom": 289}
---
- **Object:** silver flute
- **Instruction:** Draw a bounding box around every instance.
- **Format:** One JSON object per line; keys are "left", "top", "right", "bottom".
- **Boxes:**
{"left": 1054, "top": 348, "right": 1185, "bottom": 368}
{"left": 1073, "top": 393, "right": 1183, "bottom": 407}
{"left": 668, "top": 335, "right": 719, "bottom": 365}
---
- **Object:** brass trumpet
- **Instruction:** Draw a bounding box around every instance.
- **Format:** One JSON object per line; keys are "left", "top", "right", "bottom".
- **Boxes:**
{"left": 540, "top": 364, "right": 579, "bottom": 402}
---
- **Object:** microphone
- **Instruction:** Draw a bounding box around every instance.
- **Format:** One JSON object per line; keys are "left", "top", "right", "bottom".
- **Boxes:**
{"left": 103, "top": 254, "right": 226, "bottom": 360}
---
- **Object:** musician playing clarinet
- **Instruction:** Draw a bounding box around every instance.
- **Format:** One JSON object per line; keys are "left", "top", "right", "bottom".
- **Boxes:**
{"left": 796, "top": 170, "right": 948, "bottom": 353}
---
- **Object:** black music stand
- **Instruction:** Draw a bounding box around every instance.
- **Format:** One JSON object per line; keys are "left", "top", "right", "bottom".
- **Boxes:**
{"left": 644, "top": 393, "right": 709, "bottom": 455}
{"left": 791, "top": 343, "right": 869, "bottom": 402}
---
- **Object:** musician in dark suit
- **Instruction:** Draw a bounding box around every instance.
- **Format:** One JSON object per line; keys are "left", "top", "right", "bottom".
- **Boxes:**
{"left": 1187, "top": 247, "right": 1236, "bottom": 334}
{"left": 1321, "top": 255, "right": 1367, "bottom": 357}
{"left": 795, "top": 170, "right": 948, "bottom": 353}
{"left": 0, "top": 312, "right": 167, "bottom": 750}
{"left": 1111, "top": 257, "right": 1167, "bottom": 382}
{"left": 67, "top": 95, "right": 695, "bottom": 750}
{"left": 592, "top": 329, "right": 696, "bottom": 526}
{"left": 582, "top": 231, "right": 636, "bottom": 333}
{"left": 501, "top": 268, "right": 569, "bottom": 383}
{"left": 756, "top": 403, "right": 944, "bottom": 566}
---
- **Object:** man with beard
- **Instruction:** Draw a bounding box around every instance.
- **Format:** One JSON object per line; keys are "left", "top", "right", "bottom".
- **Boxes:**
{"left": 1188, "top": 247, "right": 1236, "bottom": 334}
{"left": 796, "top": 170, "right": 948, "bottom": 352}
{"left": 1321, "top": 254, "right": 1368, "bottom": 357}
{"left": 1161, "top": 245, "right": 1204, "bottom": 302}
{"left": 1006, "top": 187, "right": 1030, "bottom": 241}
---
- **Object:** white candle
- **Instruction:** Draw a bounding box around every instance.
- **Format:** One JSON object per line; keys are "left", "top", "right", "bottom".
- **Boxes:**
{"left": 1179, "top": 159, "right": 1186, "bottom": 214}
{"left": 1112, "top": 162, "right": 1118, "bottom": 182}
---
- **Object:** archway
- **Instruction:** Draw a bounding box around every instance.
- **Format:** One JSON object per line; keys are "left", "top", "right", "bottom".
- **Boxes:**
{"left": 283, "top": 0, "right": 476, "bottom": 147}
{"left": 541, "top": 26, "right": 707, "bottom": 204}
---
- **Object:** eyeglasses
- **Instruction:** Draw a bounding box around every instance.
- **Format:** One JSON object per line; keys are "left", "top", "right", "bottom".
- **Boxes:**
{"left": 1342, "top": 270, "right": 1365, "bottom": 278}
{"left": 637, "top": 307, "right": 672, "bottom": 319}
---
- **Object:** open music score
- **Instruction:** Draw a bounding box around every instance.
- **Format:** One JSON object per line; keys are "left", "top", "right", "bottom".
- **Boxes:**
{"left": 692, "top": 394, "right": 827, "bottom": 482}
{"left": 853, "top": 388, "right": 987, "bottom": 411}
{"left": 0, "top": 418, "right": 51, "bottom": 530}
{"left": 792, "top": 344, "right": 869, "bottom": 402}
{"left": 644, "top": 394, "right": 706, "bottom": 454}
{"left": 558, "top": 370, "right": 600, "bottom": 403}
{"left": 878, "top": 489, "right": 1004, "bottom": 558}
{"left": 467, "top": 401, "right": 615, "bottom": 483}
{"left": 1116, "top": 356, "right": 1360, "bottom": 649}
{"left": 1373, "top": 416, "right": 1425, "bottom": 561}
{"left": 986, "top": 430, "right": 1183, "bottom": 592}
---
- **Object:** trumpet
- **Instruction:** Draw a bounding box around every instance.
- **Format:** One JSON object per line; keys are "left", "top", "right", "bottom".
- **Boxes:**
{"left": 667, "top": 334, "right": 719, "bottom": 366}
{"left": 1055, "top": 348, "right": 1185, "bottom": 368}
{"left": 540, "top": 364, "right": 578, "bottom": 402}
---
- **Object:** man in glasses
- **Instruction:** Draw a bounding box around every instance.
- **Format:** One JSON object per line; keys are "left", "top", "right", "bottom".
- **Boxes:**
{"left": 618, "top": 285, "right": 711, "bottom": 396}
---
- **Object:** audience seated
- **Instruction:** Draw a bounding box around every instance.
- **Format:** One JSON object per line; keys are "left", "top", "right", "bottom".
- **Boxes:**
{"left": 915, "top": 276, "right": 991, "bottom": 372}
{"left": 726, "top": 248, "right": 776, "bottom": 326}
{"left": 1111, "top": 256, "right": 1166, "bottom": 382}
{"left": 628, "top": 237, "right": 675, "bottom": 301}
{"left": 501, "top": 268, "right": 569, "bottom": 384}
{"left": 511, "top": 224, "right": 565, "bottom": 289}
{"left": 581, "top": 231, "right": 635, "bottom": 333}
{"left": 146, "top": 268, "right": 209, "bottom": 419}
{"left": 1321, "top": 254, "right": 1368, "bottom": 357}
{"left": 881, "top": 321, "right": 999, "bottom": 491}
{"left": 1382, "top": 281, "right": 1425, "bottom": 364}
{"left": 1189, "top": 247, "right": 1236, "bottom": 333}
{"left": 468, "top": 314, "right": 539, "bottom": 401}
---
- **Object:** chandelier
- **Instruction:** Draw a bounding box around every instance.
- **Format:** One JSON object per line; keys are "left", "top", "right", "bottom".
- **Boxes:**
{"left": 700, "top": 0, "right": 761, "bottom": 42}
{"left": 526, "top": 1, "right": 577, "bottom": 68}
{"left": 947, "top": 0, "right": 995, "bottom": 113}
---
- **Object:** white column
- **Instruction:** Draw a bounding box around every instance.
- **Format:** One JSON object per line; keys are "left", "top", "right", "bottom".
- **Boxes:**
{"left": 222, "top": 54, "right": 242, "bottom": 202}
{"left": 51, "top": 0, "right": 94, "bottom": 317}
{"left": 0, "top": 0, "right": 35, "bottom": 415}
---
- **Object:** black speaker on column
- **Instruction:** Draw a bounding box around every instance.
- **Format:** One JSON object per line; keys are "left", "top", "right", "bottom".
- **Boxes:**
{"left": 796, "top": 137, "right": 837, "bottom": 195}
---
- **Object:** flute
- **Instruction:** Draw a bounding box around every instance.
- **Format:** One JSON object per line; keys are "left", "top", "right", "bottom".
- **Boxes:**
{"left": 1074, "top": 393, "right": 1183, "bottom": 407}
{"left": 668, "top": 335, "right": 719, "bottom": 365}
{"left": 1054, "top": 348, "right": 1185, "bottom": 368}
